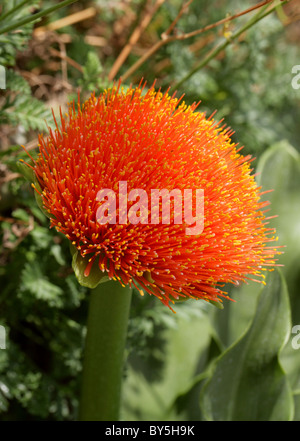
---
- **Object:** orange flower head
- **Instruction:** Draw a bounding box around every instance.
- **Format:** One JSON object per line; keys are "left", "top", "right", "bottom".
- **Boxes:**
{"left": 26, "top": 82, "right": 280, "bottom": 310}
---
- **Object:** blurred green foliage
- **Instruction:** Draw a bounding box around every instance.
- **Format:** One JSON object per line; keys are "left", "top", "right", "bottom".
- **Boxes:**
{"left": 0, "top": 0, "right": 300, "bottom": 421}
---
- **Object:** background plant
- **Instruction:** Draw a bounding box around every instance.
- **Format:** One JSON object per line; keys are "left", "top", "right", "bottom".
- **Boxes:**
{"left": 0, "top": 0, "right": 300, "bottom": 421}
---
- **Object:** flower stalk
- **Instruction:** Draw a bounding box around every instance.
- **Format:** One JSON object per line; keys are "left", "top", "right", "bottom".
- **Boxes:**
{"left": 79, "top": 280, "right": 132, "bottom": 421}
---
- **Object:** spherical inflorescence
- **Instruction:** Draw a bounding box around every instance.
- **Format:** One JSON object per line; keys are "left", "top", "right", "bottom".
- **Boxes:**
{"left": 26, "top": 82, "right": 280, "bottom": 309}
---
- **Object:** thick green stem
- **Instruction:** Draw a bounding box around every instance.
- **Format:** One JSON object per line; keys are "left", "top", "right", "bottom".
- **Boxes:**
{"left": 79, "top": 280, "right": 132, "bottom": 421}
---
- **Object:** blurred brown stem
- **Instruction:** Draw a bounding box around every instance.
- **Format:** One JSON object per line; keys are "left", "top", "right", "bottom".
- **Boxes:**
{"left": 120, "top": 0, "right": 279, "bottom": 82}
{"left": 108, "top": 0, "right": 166, "bottom": 81}
{"left": 172, "top": 0, "right": 290, "bottom": 91}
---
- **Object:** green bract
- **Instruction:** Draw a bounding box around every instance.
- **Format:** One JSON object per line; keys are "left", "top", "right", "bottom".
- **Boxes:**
{"left": 70, "top": 244, "right": 110, "bottom": 289}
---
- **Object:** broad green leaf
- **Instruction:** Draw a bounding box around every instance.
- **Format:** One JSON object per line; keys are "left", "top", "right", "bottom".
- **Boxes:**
{"left": 293, "top": 391, "right": 300, "bottom": 421}
{"left": 210, "top": 141, "right": 300, "bottom": 351}
{"left": 256, "top": 141, "right": 300, "bottom": 320}
{"left": 256, "top": 141, "right": 300, "bottom": 391}
{"left": 212, "top": 280, "right": 262, "bottom": 350}
{"left": 200, "top": 269, "right": 293, "bottom": 421}
{"left": 280, "top": 325, "right": 300, "bottom": 392}
{"left": 122, "top": 303, "right": 212, "bottom": 421}
{"left": 169, "top": 335, "right": 223, "bottom": 421}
